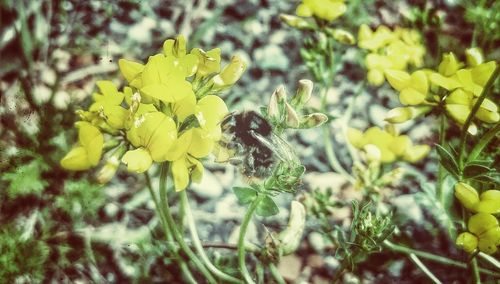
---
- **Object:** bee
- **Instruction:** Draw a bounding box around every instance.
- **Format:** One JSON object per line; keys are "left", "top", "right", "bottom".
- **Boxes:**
{"left": 215, "top": 111, "right": 301, "bottom": 181}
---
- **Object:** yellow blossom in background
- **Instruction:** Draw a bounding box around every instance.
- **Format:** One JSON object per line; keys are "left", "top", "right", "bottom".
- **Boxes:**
{"left": 347, "top": 126, "right": 430, "bottom": 163}
{"left": 296, "top": 0, "right": 347, "bottom": 22}
{"left": 61, "top": 122, "right": 104, "bottom": 171}
{"left": 456, "top": 213, "right": 500, "bottom": 254}
{"left": 358, "top": 25, "right": 425, "bottom": 86}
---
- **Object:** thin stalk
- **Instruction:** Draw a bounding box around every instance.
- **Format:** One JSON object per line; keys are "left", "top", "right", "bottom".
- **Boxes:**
{"left": 383, "top": 241, "right": 500, "bottom": 277}
{"left": 471, "top": 258, "right": 481, "bottom": 284}
{"left": 158, "top": 163, "right": 217, "bottom": 284}
{"left": 341, "top": 82, "right": 364, "bottom": 165}
{"left": 144, "top": 172, "right": 197, "bottom": 283}
{"left": 408, "top": 253, "right": 442, "bottom": 284}
{"left": 467, "top": 123, "right": 500, "bottom": 163}
{"left": 458, "top": 65, "right": 500, "bottom": 168}
{"left": 268, "top": 263, "right": 286, "bottom": 284}
{"left": 238, "top": 194, "right": 265, "bottom": 284}
{"left": 437, "top": 114, "right": 446, "bottom": 203}
{"left": 179, "top": 190, "right": 243, "bottom": 283}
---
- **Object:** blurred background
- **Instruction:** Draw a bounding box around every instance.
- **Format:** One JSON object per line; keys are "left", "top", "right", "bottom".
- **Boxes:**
{"left": 0, "top": 0, "right": 499, "bottom": 282}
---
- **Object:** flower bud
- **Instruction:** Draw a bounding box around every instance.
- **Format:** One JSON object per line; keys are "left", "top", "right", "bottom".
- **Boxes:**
{"left": 212, "top": 55, "right": 246, "bottom": 87}
{"left": 465, "top": 48, "right": 484, "bottom": 67}
{"left": 385, "top": 107, "right": 416, "bottom": 124}
{"left": 285, "top": 102, "right": 300, "bottom": 128}
{"left": 438, "top": 52, "right": 460, "bottom": 76}
{"left": 279, "top": 14, "right": 314, "bottom": 30}
{"left": 291, "top": 79, "right": 313, "bottom": 106}
{"left": 279, "top": 201, "right": 306, "bottom": 255}
{"left": 476, "top": 190, "right": 500, "bottom": 214}
{"left": 456, "top": 232, "right": 478, "bottom": 253}
{"left": 468, "top": 213, "right": 498, "bottom": 237}
{"left": 299, "top": 113, "right": 328, "bottom": 128}
{"left": 331, "top": 29, "right": 356, "bottom": 45}
{"left": 454, "top": 182, "right": 480, "bottom": 211}
{"left": 97, "top": 156, "right": 120, "bottom": 184}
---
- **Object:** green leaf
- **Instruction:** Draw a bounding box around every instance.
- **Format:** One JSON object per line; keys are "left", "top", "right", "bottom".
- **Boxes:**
{"left": 463, "top": 163, "right": 492, "bottom": 179}
{"left": 256, "top": 196, "right": 279, "bottom": 217}
{"left": 435, "top": 144, "right": 460, "bottom": 178}
{"left": 233, "top": 187, "right": 257, "bottom": 205}
{"left": 1, "top": 158, "right": 49, "bottom": 197}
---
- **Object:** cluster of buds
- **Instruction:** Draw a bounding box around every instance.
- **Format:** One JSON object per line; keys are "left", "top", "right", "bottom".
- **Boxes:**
{"left": 454, "top": 182, "right": 500, "bottom": 254}
{"left": 347, "top": 125, "right": 430, "bottom": 164}
{"left": 383, "top": 48, "right": 498, "bottom": 129}
{"left": 263, "top": 80, "right": 328, "bottom": 132}
{"left": 61, "top": 35, "right": 246, "bottom": 191}
{"left": 358, "top": 25, "right": 426, "bottom": 86}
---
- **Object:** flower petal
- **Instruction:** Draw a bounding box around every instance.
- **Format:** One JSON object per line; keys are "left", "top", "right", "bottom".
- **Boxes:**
{"left": 122, "top": 148, "right": 152, "bottom": 173}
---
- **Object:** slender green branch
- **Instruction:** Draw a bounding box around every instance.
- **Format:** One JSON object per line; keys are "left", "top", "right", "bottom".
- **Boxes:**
{"left": 238, "top": 194, "right": 265, "bottom": 284}
{"left": 408, "top": 253, "right": 442, "bottom": 284}
{"left": 458, "top": 65, "right": 500, "bottom": 168}
{"left": 144, "top": 172, "right": 197, "bottom": 283}
{"left": 383, "top": 241, "right": 500, "bottom": 277}
{"left": 467, "top": 123, "right": 500, "bottom": 163}
{"left": 158, "top": 163, "right": 217, "bottom": 284}
{"left": 437, "top": 114, "right": 446, "bottom": 203}
{"left": 471, "top": 257, "right": 482, "bottom": 284}
{"left": 268, "top": 263, "right": 286, "bottom": 284}
{"left": 179, "top": 190, "right": 243, "bottom": 283}
{"left": 341, "top": 82, "right": 364, "bottom": 165}
{"left": 478, "top": 252, "right": 500, "bottom": 270}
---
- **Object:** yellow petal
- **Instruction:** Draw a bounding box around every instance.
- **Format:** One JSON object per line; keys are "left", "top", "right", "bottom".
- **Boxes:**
{"left": 410, "top": 70, "right": 428, "bottom": 95}
{"left": 164, "top": 130, "right": 193, "bottom": 161}
{"left": 465, "top": 48, "right": 484, "bottom": 67}
{"left": 60, "top": 147, "right": 91, "bottom": 171}
{"left": 76, "top": 122, "right": 103, "bottom": 166}
{"left": 399, "top": 87, "right": 426, "bottom": 105}
{"left": 212, "top": 55, "right": 246, "bottom": 87}
{"left": 445, "top": 104, "right": 471, "bottom": 125}
{"left": 468, "top": 213, "right": 499, "bottom": 236}
{"left": 454, "top": 182, "right": 480, "bottom": 211}
{"left": 118, "top": 59, "right": 144, "bottom": 84}
{"left": 471, "top": 61, "right": 497, "bottom": 86}
{"left": 438, "top": 52, "right": 460, "bottom": 76}
{"left": 172, "top": 158, "right": 190, "bottom": 191}
{"left": 347, "top": 127, "right": 364, "bottom": 148}
{"left": 403, "top": 144, "right": 430, "bottom": 163}
{"left": 429, "top": 72, "right": 461, "bottom": 90}
{"left": 195, "top": 95, "right": 229, "bottom": 129}
{"left": 187, "top": 156, "right": 204, "bottom": 183}
{"left": 172, "top": 92, "right": 196, "bottom": 122}
{"left": 296, "top": 3, "right": 312, "bottom": 17}
{"left": 389, "top": 135, "right": 411, "bottom": 156}
{"left": 121, "top": 148, "right": 152, "bottom": 173}
{"left": 445, "top": 89, "right": 473, "bottom": 106}
{"left": 367, "top": 69, "right": 385, "bottom": 86}
{"left": 478, "top": 227, "right": 500, "bottom": 254}
{"left": 188, "top": 128, "right": 215, "bottom": 158}
{"left": 385, "top": 69, "right": 411, "bottom": 91}
{"left": 385, "top": 107, "right": 415, "bottom": 124}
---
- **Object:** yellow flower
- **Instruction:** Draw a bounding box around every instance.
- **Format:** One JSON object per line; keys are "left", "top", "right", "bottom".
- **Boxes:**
{"left": 457, "top": 213, "right": 500, "bottom": 254}
{"left": 385, "top": 106, "right": 431, "bottom": 124}
{"left": 140, "top": 54, "right": 195, "bottom": 103}
{"left": 163, "top": 35, "right": 199, "bottom": 77}
{"left": 61, "top": 122, "right": 104, "bottom": 171}
{"left": 347, "top": 126, "right": 430, "bottom": 163}
{"left": 465, "top": 47, "right": 484, "bottom": 67}
{"left": 454, "top": 182, "right": 480, "bottom": 211}
{"left": 123, "top": 112, "right": 177, "bottom": 173}
{"left": 118, "top": 59, "right": 144, "bottom": 89}
{"left": 211, "top": 55, "right": 247, "bottom": 88}
{"left": 476, "top": 190, "right": 500, "bottom": 214}
{"left": 385, "top": 70, "right": 429, "bottom": 105}
{"left": 89, "top": 81, "right": 128, "bottom": 129}
{"left": 191, "top": 47, "right": 221, "bottom": 77}
{"left": 296, "top": 0, "right": 347, "bottom": 22}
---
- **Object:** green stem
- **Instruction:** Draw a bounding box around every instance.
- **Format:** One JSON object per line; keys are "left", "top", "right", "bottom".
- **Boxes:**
{"left": 478, "top": 252, "right": 500, "bottom": 270}
{"left": 467, "top": 123, "right": 500, "bottom": 163}
{"left": 458, "top": 65, "right": 500, "bottom": 168}
{"left": 238, "top": 194, "right": 265, "bottom": 284}
{"left": 471, "top": 257, "right": 482, "bottom": 284}
{"left": 158, "top": 163, "right": 217, "bottom": 284}
{"left": 437, "top": 114, "right": 446, "bottom": 203}
{"left": 179, "top": 190, "right": 243, "bottom": 283}
{"left": 144, "top": 172, "right": 197, "bottom": 283}
{"left": 341, "top": 82, "right": 364, "bottom": 165}
{"left": 320, "top": 87, "right": 355, "bottom": 183}
{"left": 383, "top": 241, "right": 500, "bottom": 278}
{"left": 268, "top": 263, "right": 286, "bottom": 284}
{"left": 408, "top": 253, "right": 442, "bottom": 284}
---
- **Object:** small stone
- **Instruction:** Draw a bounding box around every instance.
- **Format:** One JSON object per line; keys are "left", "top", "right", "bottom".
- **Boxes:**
{"left": 278, "top": 254, "right": 302, "bottom": 281}
{"left": 308, "top": 231, "right": 327, "bottom": 252}
{"left": 306, "top": 254, "right": 324, "bottom": 268}
{"left": 104, "top": 203, "right": 119, "bottom": 218}
{"left": 33, "top": 85, "right": 52, "bottom": 104}
{"left": 191, "top": 169, "right": 224, "bottom": 198}
{"left": 324, "top": 256, "right": 340, "bottom": 270}
{"left": 253, "top": 45, "right": 289, "bottom": 70}
{"left": 303, "top": 172, "right": 348, "bottom": 194}
{"left": 391, "top": 194, "right": 424, "bottom": 224}
{"left": 53, "top": 91, "right": 70, "bottom": 109}
{"left": 369, "top": 104, "right": 390, "bottom": 127}
{"left": 387, "top": 259, "right": 405, "bottom": 277}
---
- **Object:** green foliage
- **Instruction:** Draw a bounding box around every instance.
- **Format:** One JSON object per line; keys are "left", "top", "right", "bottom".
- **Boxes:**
{"left": 233, "top": 187, "right": 257, "bottom": 205}
{"left": 55, "top": 180, "right": 105, "bottom": 223}
{"left": 255, "top": 196, "right": 279, "bottom": 217}
{"left": 435, "top": 144, "right": 460, "bottom": 179}
{"left": 1, "top": 157, "right": 49, "bottom": 198}
{"left": 0, "top": 226, "right": 49, "bottom": 282}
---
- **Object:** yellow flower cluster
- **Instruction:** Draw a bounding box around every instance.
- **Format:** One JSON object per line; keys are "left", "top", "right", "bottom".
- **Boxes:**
{"left": 61, "top": 35, "right": 246, "bottom": 191}
{"left": 358, "top": 25, "right": 425, "bottom": 86}
{"left": 347, "top": 126, "right": 430, "bottom": 164}
{"left": 454, "top": 182, "right": 500, "bottom": 254}
{"left": 295, "top": 0, "right": 347, "bottom": 22}
{"left": 384, "top": 48, "right": 498, "bottom": 127}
